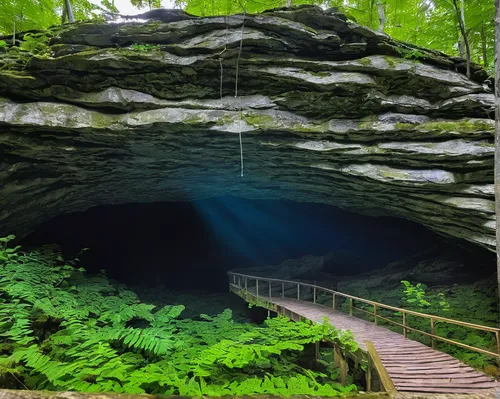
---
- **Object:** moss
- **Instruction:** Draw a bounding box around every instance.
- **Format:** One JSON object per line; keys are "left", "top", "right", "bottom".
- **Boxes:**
{"left": 216, "top": 115, "right": 234, "bottom": 126}
{"left": 89, "top": 112, "right": 116, "bottom": 129}
{"left": 395, "top": 120, "right": 494, "bottom": 133}
{"left": 359, "top": 121, "right": 375, "bottom": 129}
{"left": 359, "top": 58, "right": 372, "bottom": 67}
{"left": 383, "top": 56, "right": 399, "bottom": 68}
{"left": 309, "top": 71, "right": 331, "bottom": 77}
{"left": 420, "top": 120, "right": 494, "bottom": 133}
{"left": 394, "top": 123, "right": 415, "bottom": 130}
{"left": 0, "top": 71, "right": 36, "bottom": 80}
{"left": 183, "top": 114, "right": 206, "bottom": 124}
{"left": 243, "top": 113, "right": 274, "bottom": 128}
{"left": 292, "top": 123, "right": 325, "bottom": 133}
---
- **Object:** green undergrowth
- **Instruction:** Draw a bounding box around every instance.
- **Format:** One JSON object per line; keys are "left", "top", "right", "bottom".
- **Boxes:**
{"left": 0, "top": 236, "right": 357, "bottom": 395}
{"left": 329, "top": 276, "right": 498, "bottom": 374}
{"left": 133, "top": 286, "right": 250, "bottom": 321}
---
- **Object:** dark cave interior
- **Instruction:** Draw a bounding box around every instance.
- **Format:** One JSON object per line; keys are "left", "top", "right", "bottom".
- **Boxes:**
{"left": 22, "top": 196, "right": 495, "bottom": 293}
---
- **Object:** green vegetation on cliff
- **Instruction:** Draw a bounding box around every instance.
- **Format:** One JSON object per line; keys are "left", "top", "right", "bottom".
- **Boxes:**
{"left": 0, "top": 236, "right": 357, "bottom": 395}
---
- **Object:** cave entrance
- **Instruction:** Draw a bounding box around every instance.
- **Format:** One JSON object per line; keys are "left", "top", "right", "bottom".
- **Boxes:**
{"left": 22, "top": 196, "right": 494, "bottom": 294}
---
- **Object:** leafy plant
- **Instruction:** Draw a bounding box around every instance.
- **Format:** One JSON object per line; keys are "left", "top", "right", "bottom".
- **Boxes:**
{"left": 398, "top": 48, "right": 426, "bottom": 61}
{"left": 19, "top": 33, "right": 52, "bottom": 56}
{"left": 130, "top": 43, "right": 161, "bottom": 52}
{"left": 340, "top": 276, "right": 497, "bottom": 370}
{"left": 0, "top": 237, "right": 357, "bottom": 395}
{"left": 401, "top": 280, "right": 431, "bottom": 308}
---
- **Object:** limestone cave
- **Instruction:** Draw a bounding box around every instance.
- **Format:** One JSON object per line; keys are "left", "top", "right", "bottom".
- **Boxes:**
{"left": 0, "top": 3, "right": 499, "bottom": 397}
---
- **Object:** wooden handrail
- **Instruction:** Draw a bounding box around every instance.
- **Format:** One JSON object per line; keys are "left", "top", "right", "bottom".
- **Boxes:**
{"left": 228, "top": 271, "right": 500, "bottom": 358}
{"left": 365, "top": 341, "right": 396, "bottom": 393}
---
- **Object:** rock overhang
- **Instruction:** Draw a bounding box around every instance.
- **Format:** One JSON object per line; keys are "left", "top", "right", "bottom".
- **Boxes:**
{"left": 0, "top": 5, "right": 495, "bottom": 251}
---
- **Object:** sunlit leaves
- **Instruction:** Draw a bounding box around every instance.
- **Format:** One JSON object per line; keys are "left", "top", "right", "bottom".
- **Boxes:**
{"left": 0, "top": 0, "right": 118, "bottom": 35}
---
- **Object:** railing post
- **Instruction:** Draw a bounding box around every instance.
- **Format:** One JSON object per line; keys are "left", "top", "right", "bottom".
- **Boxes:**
{"left": 349, "top": 298, "right": 353, "bottom": 316}
{"left": 245, "top": 277, "right": 247, "bottom": 291}
{"left": 233, "top": 275, "right": 236, "bottom": 284}
{"left": 403, "top": 312, "right": 407, "bottom": 339}
{"left": 313, "top": 287, "right": 316, "bottom": 304}
{"left": 430, "top": 318, "right": 436, "bottom": 349}
{"left": 269, "top": 281, "right": 272, "bottom": 299}
{"left": 238, "top": 276, "right": 241, "bottom": 288}
{"left": 496, "top": 331, "right": 500, "bottom": 358}
{"left": 373, "top": 304, "right": 377, "bottom": 325}
{"left": 333, "top": 293, "right": 336, "bottom": 310}
{"left": 256, "top": 279, "right": 259, "bottom": 299}
{"left": 297, "top": 284, "right": 300, "bottom": 300}
{"left": 282, "top": 282, "right": 284, "bottom": 297}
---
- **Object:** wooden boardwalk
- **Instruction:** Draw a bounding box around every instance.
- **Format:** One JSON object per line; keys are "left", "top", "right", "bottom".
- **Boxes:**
{"left": 229, "top": 277, "right": 500, "bottom": 396}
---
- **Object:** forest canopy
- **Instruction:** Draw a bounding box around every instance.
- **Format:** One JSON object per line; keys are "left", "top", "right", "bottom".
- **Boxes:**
{"left": 0, "top": 0, "right": 494, "bottom": 73}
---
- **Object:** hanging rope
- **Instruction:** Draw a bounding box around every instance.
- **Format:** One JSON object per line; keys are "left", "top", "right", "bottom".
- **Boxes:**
{"left": 235, "top": 5, "right": 247, "bottom": 177}
{"left": 219, "top": 3, "right": 246, "bottom": 177}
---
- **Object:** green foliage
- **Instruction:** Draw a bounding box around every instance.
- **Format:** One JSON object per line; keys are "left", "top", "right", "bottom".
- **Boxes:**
{"left": 397, "top": 281, "right": 498, "bottom": 367}
{"left": 398, "top": 48, "right": 425, "bottom": 62}
{"left": 0, "top": 0, "right": 120, "bottom": 35}
{"left": 340, "top": 276, "right": 497, "bottom": 370}
{"left": 130, "top": 43, "right": 161, "bottom": 52}
{"left": 130, "top": 0, "right": 162, "bottom": 10}
{"left": 19, "top": 33, "right": 52, "bottom": 56}
{"left": 401, "top": 280, "right": 431, "bottom": 308}
{"left": 0, "top": 237, "right": 357, "bottom": 395}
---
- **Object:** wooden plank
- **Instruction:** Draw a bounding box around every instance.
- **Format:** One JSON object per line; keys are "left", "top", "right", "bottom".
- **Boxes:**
{"left": 395, "top": 382, "right": 498, "bottom": 389}
{"left": 396, "top": 387, "right": 498, "bottom": 393}
{"left": 388, "top": 368, "right": 481, "bottom": 375}
{"left": 391, "top": 376, "right": 495, "bottom": 383}
{"left": 385, "top": 361, "right": 469, "bottom": 368}
{"left": 389, "top": 370, "right": 484, "bottom": 376}
{"left": 385, "top": 364, "right": 476, "bottom": 374}
{"left": 388, "top": 372, "right": 483, "bottom": 379}
{"left": 377, "top": 349, "right": 434, "bottom": 355}
{"left": 365, "top": 341, "right": 397, "bottom": 394}
{"left": 382, "top": 358, "right": 460, "bottom": 365}
{"left": 380, "top": 354, "right": 453, "bottom": 360}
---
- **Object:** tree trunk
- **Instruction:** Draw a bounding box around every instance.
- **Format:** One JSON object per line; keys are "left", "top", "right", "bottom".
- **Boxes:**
{"left": 61, "top": 6, "right": 67, "bottom": 24}
{"left": 495, "top": 0, "right": 500, "bottom": 324}
{"left": 458, "top": 38, "right": 465, "bottom": 58}
{"left": 369, "top": 0, "right": 374, "bottom": 29}
{"left": 481, "top": 22, "right": 488, "bottom": 68}
{"left": 64, "top": 0, "right": 75, "bottom": 23}
{"left": 377, "top": 2, "right": 385, "bottom": 33}
{"left": 452, "top": 0, "right": 471, "bottom": 78}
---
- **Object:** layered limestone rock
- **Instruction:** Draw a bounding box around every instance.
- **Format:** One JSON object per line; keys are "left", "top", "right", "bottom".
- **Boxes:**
{"left": 0, "top": 6, "right": 495, "bottom": 250}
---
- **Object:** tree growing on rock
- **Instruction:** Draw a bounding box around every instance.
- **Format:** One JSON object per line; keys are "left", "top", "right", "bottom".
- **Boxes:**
{"left": 62, "top": 0, "right": 75, "bottom": 23}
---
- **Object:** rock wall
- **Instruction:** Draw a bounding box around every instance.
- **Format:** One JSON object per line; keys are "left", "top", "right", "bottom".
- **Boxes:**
{"left": 0, "top": 6, "right": 495, "bottom": 250}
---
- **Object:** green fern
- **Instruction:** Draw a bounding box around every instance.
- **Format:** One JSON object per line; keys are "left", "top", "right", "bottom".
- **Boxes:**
{"left": 0, "top": 236, "right": 358, "bottom": 396}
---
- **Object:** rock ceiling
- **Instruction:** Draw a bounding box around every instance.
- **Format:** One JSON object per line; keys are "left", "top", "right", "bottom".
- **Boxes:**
{"left": 0, "top": 6, "right": 495, "bottom": 251}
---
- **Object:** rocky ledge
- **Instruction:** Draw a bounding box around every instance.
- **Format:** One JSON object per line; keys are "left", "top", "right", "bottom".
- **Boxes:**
{"left": 0, "top": 6, "right": 495, "bottom": 250}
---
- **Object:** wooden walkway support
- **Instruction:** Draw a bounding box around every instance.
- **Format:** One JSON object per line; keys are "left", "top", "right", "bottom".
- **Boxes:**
{"left": 228, "top": 272, "right": 500, "bottom": 396}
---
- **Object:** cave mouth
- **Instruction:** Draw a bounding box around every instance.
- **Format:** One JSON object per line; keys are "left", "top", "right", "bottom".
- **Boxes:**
{"left": 22, "top": 196, "right": 495, "bottom": 295}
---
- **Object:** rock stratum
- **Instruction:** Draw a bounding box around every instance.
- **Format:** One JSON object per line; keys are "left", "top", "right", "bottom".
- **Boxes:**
{"left": 0, "top": 6, "right": 495, "bottom": 250}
